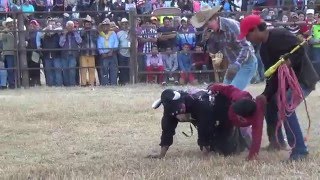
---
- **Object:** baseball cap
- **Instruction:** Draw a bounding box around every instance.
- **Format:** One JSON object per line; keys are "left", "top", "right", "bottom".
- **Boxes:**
{"left": 238, "top": 15, "right": 263, "bottom": 40}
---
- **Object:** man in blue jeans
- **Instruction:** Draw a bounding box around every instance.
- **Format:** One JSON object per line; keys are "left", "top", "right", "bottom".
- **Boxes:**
{"left": 240, "top": 15, "right": 319, "bottom": 161}
{"left": 59, "top": 21, "right": 82, "bottom": 86}
{"left": 190, "top": 6, "right": 257, "bottom": 90}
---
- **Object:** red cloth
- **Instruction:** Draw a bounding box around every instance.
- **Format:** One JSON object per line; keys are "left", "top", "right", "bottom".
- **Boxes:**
{"left": 208, "top": 84, "right": 266, "bottom": 160}
{"left": 146, "top": 66, "right": 164, "bottom": 83}
{"left": 192, "top": 53, "right": 209, "bottom": 68}
{"left": 208, "top": 83, "right": 252, "bottom": 101}
{"left": 180, "top": 72, "right": 195, "bottom": 83}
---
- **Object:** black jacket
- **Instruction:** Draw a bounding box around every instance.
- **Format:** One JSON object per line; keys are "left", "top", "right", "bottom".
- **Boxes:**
{"left": 260, "top": 28, "right": 319, "bottom": 101}
{"left": 160, "top": 90, "right": 231, "bottom": 148}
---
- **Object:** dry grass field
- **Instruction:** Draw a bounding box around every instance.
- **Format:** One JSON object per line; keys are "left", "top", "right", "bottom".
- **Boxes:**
{"left": 0, "top": 84, "right": 320, "bottom": 180}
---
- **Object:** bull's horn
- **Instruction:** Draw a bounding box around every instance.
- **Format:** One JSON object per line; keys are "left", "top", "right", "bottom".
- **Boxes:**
{"left": 172, "top": 91, "right": 181, "bottom": 100}
{"left": 152, "top": 99, "right": 162, "bottom": 109}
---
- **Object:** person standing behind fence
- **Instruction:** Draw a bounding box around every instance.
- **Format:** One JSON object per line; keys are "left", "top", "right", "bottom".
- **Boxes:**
{"left": 59, "top": 21, "right": 82, "bottom": 86}
{"left": 42, "top": 18, "right": 63, "bottom": 87}
{"left": 117, "top": 18, "right": 131, "bottom": 85}
{"left": 79, "top": 15, "right": 97, "bottom": 87}
{"left": 26, "top": 20, "right": 42, "bottom": 87}
{"left": 0, "top": 17, "right": 15, "bottom": 89}
{"left": 97, "top": 19, "right": 119, "bottom": 86}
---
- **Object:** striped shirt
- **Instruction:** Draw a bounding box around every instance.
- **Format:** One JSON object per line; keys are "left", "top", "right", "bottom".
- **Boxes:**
{"left": 140, "top": 28, "right": 157, "bottom": 54}
{"left": 205, "top": 17, "right": 255, "bottom": 65}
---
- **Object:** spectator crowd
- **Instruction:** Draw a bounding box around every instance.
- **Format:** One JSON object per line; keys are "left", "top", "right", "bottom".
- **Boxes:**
{"left": 0, "top": 0, "right": 320, "bottom": 89}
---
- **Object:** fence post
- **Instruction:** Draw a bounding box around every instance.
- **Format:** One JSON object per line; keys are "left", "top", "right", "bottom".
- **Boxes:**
{"left": 129, "top": 9, "right": 138, "bottom": 84}
{"left": 12, "top": 13, "right": 20, "bottom": 88}
{"left": 17, "top": 12, "right": 29, "bottom": 88}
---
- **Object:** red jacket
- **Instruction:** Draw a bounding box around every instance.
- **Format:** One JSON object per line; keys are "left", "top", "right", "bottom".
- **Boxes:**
{"left": 192, "top": 52, "right": 209, "bottom": 68}
{"left": 208, "top": 84, "right": 266, "bottom": 160}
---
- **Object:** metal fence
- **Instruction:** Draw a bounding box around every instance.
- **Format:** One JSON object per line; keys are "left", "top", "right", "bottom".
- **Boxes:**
{"left": 0, "top": 8, "right": 313, "bottom": 88}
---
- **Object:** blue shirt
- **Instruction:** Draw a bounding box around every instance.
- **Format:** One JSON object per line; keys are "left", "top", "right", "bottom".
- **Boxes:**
{"left": 97, "top": 31, "right": 119, "bottom": 54}
{"left": 178, "top": 52, "right": 192, "bottom": 71}
{"left": 21, "top": 4, "right": 34, "bottom": 13}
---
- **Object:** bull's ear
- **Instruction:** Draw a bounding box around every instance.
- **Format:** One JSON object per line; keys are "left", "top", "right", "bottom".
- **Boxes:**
{"left": 152, "top": 99, "right": 162, "bottom": 109}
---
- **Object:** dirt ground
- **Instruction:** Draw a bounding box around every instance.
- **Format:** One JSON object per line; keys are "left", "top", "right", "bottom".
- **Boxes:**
{"left": 0, "top": 84, "right": 319, "bottom": 179}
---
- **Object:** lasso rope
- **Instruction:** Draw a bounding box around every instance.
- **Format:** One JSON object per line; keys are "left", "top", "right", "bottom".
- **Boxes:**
{"left": 275, "top": 64, "right": 311, "bottom": 148}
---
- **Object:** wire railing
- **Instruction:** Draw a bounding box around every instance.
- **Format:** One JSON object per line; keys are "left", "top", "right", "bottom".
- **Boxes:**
{"left": 0, "top": 7, "right": 316, "bottom": 88}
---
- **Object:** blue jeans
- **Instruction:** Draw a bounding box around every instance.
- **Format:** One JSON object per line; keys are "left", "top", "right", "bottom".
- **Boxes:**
{"left": 4, "top": 55, "right": 15, "bottom": 88}
{"left": 118, "top": 54, "right": 130, "bottom": 85}
{"left": 44, "top": 57, "right": 55, "bottom": 86}
{"left": 44, "top": 57, "right": 63, "bottom": 86}
{"left": 266, "top": 84, "right": 311, "bottom": 155}
{"left": 223, "top": 55, "right": 258, "bottom": 90}
{"left": 53, "top": 58, "right": 63, "bottom": 86}
{"left": 62, "top": 55, "right": 77, "bottom": 86}
{"left": 285, "top": 85, "right": 311, "bottom": 155}
{"left": 99, "top": 55, "right": 118, "bottom": 86}
{"left": 0, "top": 68, "right": 7, "bottom": 87}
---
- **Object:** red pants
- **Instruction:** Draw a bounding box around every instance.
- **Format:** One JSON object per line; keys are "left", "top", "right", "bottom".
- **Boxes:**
{"left": 180, "top": 72, "right": 195, "bottom": 83}
{"left": 146, "top": 66, "right": 164, "bottom": 83}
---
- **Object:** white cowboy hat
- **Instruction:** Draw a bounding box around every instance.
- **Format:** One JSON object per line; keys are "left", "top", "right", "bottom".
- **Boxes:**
{"left": 84, "top": 15, "right": 93, "bottom": 23}
{"left": 2, "top": 17, "right": 14, "bottom": 27}
{"left": 120, "top": 18, "right": 128, "bottom": 23}
{"left": 190, "top": 5, "right": 221, "bottom": 28}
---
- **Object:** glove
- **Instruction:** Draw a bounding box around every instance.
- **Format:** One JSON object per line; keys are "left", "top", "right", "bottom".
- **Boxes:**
{"left": 280, "top": 53, "right": 291, "bottom": 60}
{"left": 225, "top": 62, "right": 240, "bottom": 81}
{"left": 210, "top": 52, "right": 224, "bottom": 66}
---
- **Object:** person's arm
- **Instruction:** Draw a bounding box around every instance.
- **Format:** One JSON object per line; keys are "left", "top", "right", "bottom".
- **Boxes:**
{"left": 112, "top": 32, "right": 119, "bottom": 49}
{"left": 148, "top": 115, "right": 178, "bottom": 158}
{"left": 146, "top": 55, "right": 151, "bottom": 67}
{"left": 247, "top": 95, "right": 266, "bottom": 160}
{"left": 59, "top": 34, "right": 66, "bottom": 47}
{"left": 97, "top": 36, "right": 107, "bottom": 54}
{"left": 178, "top": 54, "right": 185, "bottom": 71}
{"left": 172, "top": 54, "right": 179, "bottom": 71}
{"left": 36, "top": 32, "right": 41, "bottom": 49}
{"left": 226, "top": 19, "right": 251, "bottom": 66}
{"left": 158, "top": 54, "right": 163, "bottom": 67}
{"left": 208, "top": 83, "right": 251, "bottom": 101}
{"left": 74, "top": 31, "right": 82, "bottom": 44}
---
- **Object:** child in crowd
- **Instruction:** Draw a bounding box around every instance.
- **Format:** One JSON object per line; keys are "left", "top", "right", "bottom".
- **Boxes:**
{"left": 178, "top": 43, "right": 197, "bottom": 85}
{"left": 146, "top": 45, "right": 165, "bottom": 84}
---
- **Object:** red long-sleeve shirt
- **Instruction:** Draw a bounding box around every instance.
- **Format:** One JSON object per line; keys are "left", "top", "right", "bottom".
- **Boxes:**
{"left": 208, "top": 84, "right": 266, "bottom": 160}
{"left": 192, "top": 52, "right": 209, "bottom": 68}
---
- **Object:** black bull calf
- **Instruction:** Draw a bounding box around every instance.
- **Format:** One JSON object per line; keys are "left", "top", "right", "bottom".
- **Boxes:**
{"left": 149, "top": 89, "right": 250, "bottom": 158}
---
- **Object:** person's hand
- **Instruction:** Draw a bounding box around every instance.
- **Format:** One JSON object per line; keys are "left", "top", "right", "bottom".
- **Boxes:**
{"left": 201, "top": 146, "right": 210, "bottom": 157}
{"left": 101, "top": 53, "right": 108, "bottom": 58}
{"left": 146, "top": 146, "right": 168, "bottom": 159}
{"left": 107, "top": 50, "right": 113, "bottom": 56}
{"left": 225, "top": 68, "right": 238, "bottom": 81}
{"left": 280, "top": 53, "right": 292, "bottom": 67}
{"left": 211, "top": 52, "right": 223, "bottom": 66}
{"left": 146, "top": 154, "right": 165, "bottom": 159}
{"left": 63, "top": 29, "right": 68, "bottom": 35}
{"left": 255, "top": 94, "right": 267, "bottom": 103}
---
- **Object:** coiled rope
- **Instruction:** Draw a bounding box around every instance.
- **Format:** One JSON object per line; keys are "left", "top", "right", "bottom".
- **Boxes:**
{"left": 275, "top": 64, "right": 311, "bottom": 148}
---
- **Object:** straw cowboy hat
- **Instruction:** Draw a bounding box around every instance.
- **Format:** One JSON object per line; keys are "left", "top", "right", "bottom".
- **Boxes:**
{"left": 2, "top": 17, "right": 14, "bottom": 27}
{"left": 190, "top": 6, "right": 221, "bottom": 28}
{"left": 83, "top": 15, "right": 93, "bottom": 23}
